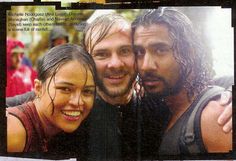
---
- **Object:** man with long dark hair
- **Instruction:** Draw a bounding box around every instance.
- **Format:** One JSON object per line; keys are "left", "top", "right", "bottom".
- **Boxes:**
{"left": 132, "top": 8, "right": 232, "bottom": 154}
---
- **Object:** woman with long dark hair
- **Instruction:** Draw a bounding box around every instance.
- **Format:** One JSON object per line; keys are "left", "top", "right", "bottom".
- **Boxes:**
{"left": 7, "top": 44, "right": 97, "bottom": 152}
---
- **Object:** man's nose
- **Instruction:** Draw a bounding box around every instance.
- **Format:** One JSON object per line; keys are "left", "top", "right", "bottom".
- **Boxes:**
{"left": 107, "top": 53, "right": 124, "bottom": 69}
{"left": 140, "top": 53, "right": 157, "bottom": 71}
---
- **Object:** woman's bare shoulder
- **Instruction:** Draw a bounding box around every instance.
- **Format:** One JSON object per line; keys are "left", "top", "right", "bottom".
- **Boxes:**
{"left": 7, "top": 114, "right": 27, "bottom": 152}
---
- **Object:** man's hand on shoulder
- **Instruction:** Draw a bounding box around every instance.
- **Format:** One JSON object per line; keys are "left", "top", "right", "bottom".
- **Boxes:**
{"left": 201, "top": 98, "right": 232, "bottom": 153}
{"left": 217, "top": 89, "right": 232, "bottom": 133}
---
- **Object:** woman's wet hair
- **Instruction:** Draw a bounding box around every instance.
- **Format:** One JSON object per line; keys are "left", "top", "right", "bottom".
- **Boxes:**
{"left": 37, "top": 44, "right": 97, "bottom": 113}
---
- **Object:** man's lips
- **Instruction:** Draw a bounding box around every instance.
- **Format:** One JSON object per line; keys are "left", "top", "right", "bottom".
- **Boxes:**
{"left": 142, "top": 79, "right": 162, "bottom": 86}
{"left": 104, "top": 74, "right": 127, "bottom": 84}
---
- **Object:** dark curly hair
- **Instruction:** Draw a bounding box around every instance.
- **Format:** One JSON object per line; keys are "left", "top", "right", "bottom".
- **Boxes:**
{"left": 131, "top": 8, "right": 215, "bottom": 99}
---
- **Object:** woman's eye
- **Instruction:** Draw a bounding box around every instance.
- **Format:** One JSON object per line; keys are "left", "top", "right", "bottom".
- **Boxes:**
{"left": 83, "top": 89, "right": 95, "bottom": 96}
{"left": 57, "top": 87, "right": 72, "bottom": 93}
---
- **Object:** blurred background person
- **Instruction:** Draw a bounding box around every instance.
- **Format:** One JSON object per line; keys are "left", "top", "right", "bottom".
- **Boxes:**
{"left": 49, "top": 26, "right": 69, "bottom": 48}
{"left": 6, "top": 38, "right": 37, "bottom": 97}
{"left": 35, "top": 26, "right": 70, "bottom": 66}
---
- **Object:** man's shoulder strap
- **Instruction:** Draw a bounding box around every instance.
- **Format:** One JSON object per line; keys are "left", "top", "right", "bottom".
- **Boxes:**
{"left": 179, "top": 86, "right": 225, "bottom": 154}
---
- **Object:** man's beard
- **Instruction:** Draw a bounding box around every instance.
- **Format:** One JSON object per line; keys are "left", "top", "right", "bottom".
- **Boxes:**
{"left": 141, "top": 71, "right": 184, "bottom": 99}
{"left": 97, "top": 70, "right": 137, "bottom": 98}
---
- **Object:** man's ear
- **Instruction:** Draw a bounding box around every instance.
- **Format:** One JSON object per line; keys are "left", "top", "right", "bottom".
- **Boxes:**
{"left": 34, "top": 79, "right": 42, "bottom": 97}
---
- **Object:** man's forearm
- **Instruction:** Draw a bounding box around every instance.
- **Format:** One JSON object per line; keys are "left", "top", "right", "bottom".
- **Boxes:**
{"left": 6, "top": 91, "right": 35, "bottom": 107}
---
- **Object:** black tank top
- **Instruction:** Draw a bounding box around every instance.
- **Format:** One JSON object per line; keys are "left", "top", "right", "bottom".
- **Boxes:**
{"left": 158, "top": 88, "right": 214, "bottom": 155}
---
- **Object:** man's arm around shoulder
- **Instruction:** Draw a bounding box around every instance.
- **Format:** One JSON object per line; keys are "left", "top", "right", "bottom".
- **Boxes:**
{"left": 6, "top": 91, "right": 35, "bottom": 107}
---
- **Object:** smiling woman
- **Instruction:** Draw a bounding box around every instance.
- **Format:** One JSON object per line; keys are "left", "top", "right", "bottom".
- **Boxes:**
{"left": 6, "top": 44, "right": 97, "bottom": 152}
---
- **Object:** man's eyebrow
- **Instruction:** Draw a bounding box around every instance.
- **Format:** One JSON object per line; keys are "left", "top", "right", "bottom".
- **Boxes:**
{"left": 92, "top": 49, "right": 109, "bottom": 53}
{"left": 149, "top": 42, "right": 172, "bottom": 47}
{"left": 132, "top": 44, "right": 142, "bottom": 48}
{"left": 119, "top": 45, "right": 132, "bottom": 47}
{"left": 118, "top": 45, "right": 132, "bottom": 50}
